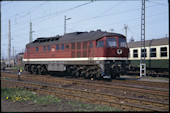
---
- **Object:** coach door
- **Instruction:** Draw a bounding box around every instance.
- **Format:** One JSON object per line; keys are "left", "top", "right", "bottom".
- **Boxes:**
{"left": 71, "top": 43, "right": 76, "bottom": 58}
{"left": 51, "top": 46, "right": 55, "bottom": 57}
{"left": 83, "top": 42, "right": 88, "bottom": 58}
{"left": 88, "top": 41, "right": 94, "bottom": 61}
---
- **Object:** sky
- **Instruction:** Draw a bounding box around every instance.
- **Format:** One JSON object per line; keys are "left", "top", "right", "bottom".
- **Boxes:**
{"left": 1, "top": 0, "right": 169, "bottom": 59}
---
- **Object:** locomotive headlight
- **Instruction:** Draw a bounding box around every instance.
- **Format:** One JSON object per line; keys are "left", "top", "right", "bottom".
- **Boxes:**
{"left": 117, "top": 49, "right": 123, "bottom": 54}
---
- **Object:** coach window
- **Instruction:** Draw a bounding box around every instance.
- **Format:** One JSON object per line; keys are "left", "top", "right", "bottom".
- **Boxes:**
{"left": 90, "top": 42, "right": 93, "bottom": 48}
{"left": 150, "top": 48, "right": 156, "bottom": 57}
{"left": 141, "top": 49, "right": 147, "bottom": 57}
{"left": 71, "top": 43, "right": 75, "bottom": 50}
{"left": 66, "top": 44, "right": 69, "bottom": 49}
{"left": 83, "top": 42, "right": 87, "bottom": 49}
{"left": 97, "top": 40, "right": 104, "bottom": 47}
{"left": 36, "top": 47, "right": 39, "bottom": 52}
{"left": 56, "top": 45, "right": 59, "bottom": 50}
{"left": 77, "top": 51, "right": 81, "bottom": 57}
{"left": 160, "top": 47, "right": 167, "bottom": 57}
{"left": 61, "top": 44, "right": 64, "bottom": 50}
{"left": 77, "top": 42, "right": 81, "bottom": 49}
{"left": 48, "top": 45, "right": 51, "bottom": 51}
{"left": 133, "top": 49, "right": 138, "bottom": 58}
{"left": 43, "top": 46, "right": 46, "bottom": 51}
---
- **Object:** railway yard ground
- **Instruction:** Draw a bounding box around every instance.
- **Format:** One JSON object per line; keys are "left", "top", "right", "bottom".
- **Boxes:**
{"left": 1, "top": 68, "right": 169, "bottom": 112}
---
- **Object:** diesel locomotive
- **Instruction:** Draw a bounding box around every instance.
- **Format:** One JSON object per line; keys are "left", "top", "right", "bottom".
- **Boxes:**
{"left": 23, "top": 30, "right": 129, "bottom": 79}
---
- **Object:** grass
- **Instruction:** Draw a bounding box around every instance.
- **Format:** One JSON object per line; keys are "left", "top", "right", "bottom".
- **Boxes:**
{"left": 1, "top": 87, "right": 120, "bottom": 111}
{"left": 67, "top": 101, "right": 120, "bottom": 111}
{"left": 10, "top": 66, "right": 24, "bottom": 71}
{"left": 142, "top": 76, "right": 169, "bottom": 81}
{"left": 1, "top": 87, "right": 61, "bottom": 105}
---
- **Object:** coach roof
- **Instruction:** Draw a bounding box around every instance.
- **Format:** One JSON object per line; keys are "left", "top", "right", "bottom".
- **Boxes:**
{"left": 26, "top": 30, "right": 125, "bottom": 47}
{"left": 128, "top": 37, "right": 169, "bottom": 48}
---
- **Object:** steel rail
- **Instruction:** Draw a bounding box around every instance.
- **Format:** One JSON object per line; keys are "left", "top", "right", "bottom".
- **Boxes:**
{"left": 1, "top": 73, "right": 169, "bottom": 103}
{"left": 2, "top": 70, "right": 169, "bottom": 88}
{"left": 1, "top": 79, "right": 169, "bottom": 111}
{"left": 1, "top": 73, "right": 169, "bottom": 94}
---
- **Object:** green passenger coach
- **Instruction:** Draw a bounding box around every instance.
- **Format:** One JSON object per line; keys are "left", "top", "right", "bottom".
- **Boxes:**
{"left": 127, "top": 38, "right": 169, "bottom": 73}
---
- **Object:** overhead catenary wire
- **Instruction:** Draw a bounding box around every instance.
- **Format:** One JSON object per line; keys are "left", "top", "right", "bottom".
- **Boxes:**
{"left": 1, "top": 2, "right": 162, "bottom": 38}
{"left": 1, "top": 10, "right": 167, "bottom": 40}
{"left": 65, "top": 3, "right": 162, "bottom": 28}
{"left": 2, "top": 2, "right": 49, "bottom": 26}
{"left": 1, "top": 1, "right": 93, "bottom": 37}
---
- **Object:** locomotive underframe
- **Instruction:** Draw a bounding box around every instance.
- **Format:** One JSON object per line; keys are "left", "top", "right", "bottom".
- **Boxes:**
{"left": 24, "top": 59, "right": 128, "bottom": 79}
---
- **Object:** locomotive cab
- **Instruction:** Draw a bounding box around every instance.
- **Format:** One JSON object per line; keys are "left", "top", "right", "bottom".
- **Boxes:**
{"left": 96, "top": 36, "right": 129, "bottom": 79}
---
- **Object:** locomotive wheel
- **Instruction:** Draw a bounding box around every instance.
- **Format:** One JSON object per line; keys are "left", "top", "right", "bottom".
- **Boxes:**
{"left": 24, "top": 65, "right": 28, "bottom": 71}
{"left": 89, "top": 71, "right": 94, "bottom": 78}
{"left": 37, "top": 65, "right": 42, "bottom": 75}
{"left": 80, "top": 70, "right": 86, "bottom": 77}
{"left": 95, "top": 73, "right": 101, "bottom": 79}
{"left": 75, "top": 71, "right": 79, "bottom": 78}
{"left": 33, "top": 69, "right": 37, "bottom": 75}
{"left": 71, "top": 71, "right": 76, "bottom": 77}
{"left": 31, "top": 65, "right": 38, "bottom": 75}
{"left": 41, "top": 66, "right": 48, "bottom": 75}
{"left": 84, "top": 67, "right": 90, "bottom": 79}
{"left": 66, "top": 66, "right": 72, "bottom": 74}
{"left": 85, "top": 72, "right": 90, "bottom": 79}
{"left": 30, "top": 65, "right": 34, "bottom": 74}
{"left": 75, "top": 67, "right": 81, "bottom": 78}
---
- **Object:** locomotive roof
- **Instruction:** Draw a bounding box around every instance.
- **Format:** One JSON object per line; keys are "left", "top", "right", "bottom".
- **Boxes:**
{"left": 128, "top": 37, "right": 169, "bottom": 48}
{"left": 58, "top": 30, "right": 125, "bottom": 43}
{"left": 26, "top": 30, "right": 125, "bottom": 47}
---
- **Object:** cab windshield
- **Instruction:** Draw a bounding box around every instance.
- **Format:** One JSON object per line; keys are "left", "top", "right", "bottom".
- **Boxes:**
{"left": 106, "top": 38, "right": 117, "bottom": 47}
{"left": 119, "top": 38, "right": 127, "bottom": 47}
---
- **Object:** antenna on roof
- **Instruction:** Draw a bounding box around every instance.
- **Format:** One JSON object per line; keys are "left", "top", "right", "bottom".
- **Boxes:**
{"left": 110, "top": 28, "right": 114, "bottom": 33}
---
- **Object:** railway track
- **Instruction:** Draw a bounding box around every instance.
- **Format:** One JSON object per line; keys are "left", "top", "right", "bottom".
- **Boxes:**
{"left": 1, "top": 72, "right": 169, "bottom": 102}
{"left": 2, "top": 70, "right": 169, "bottom": 89}
{"left": 2, "top": 72, "right": 169, "bottom": 91}
{"left": 127, "top": 71, "right": 169, "bottom": 77}
{"left": 111, "top": 79, "right": 169, "bottom": 89}
{"left": 1, "top": 79, "right": 169, "bottom": 111}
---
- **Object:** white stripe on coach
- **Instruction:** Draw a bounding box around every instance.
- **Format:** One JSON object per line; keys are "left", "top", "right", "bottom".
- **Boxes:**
{"left": 23, "top": 57, "right": 128, "bottom": 62}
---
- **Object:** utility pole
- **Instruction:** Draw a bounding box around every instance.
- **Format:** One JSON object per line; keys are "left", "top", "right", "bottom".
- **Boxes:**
{"left": 64, "top": 16, "right": 71, "bottom": 34}
{"left": 29, "top": 22, "right": 32, "bottom": 42}
{"left": 15, "top": 50, "right": 17, "bottom": 65}
{"left": 8, "top": 20, "right": 11, "bottom": 65}
{"left": 140, "top": 0, "right": 146, "bottom": 77}
{"left": 13, "top": 46, "right": 14, "bottom": 66}
{"left": 123, "top": 24, "right": 128, "bottom": 38}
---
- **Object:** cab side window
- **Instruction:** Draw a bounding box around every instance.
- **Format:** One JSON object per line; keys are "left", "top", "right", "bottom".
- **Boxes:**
{"left": 97, "top": 40, "right": 104, "bottom": 47}
{"left": 61, "top": 44, "right": 64, "bottom": 50}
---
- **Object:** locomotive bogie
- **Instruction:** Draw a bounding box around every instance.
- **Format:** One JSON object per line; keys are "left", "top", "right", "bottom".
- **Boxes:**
{"left": 24, "top": 59, "right": 128, "bottom": 79}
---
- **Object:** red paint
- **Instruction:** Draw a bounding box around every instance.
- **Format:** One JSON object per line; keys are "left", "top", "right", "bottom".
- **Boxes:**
{"left": 24, "top": 36, "right": 129, "bottom": 59}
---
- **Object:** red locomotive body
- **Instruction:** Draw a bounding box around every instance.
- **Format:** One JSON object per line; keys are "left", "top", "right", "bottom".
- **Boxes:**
{"left": 23, "top": 30, "right": 129, "bottom": 79}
